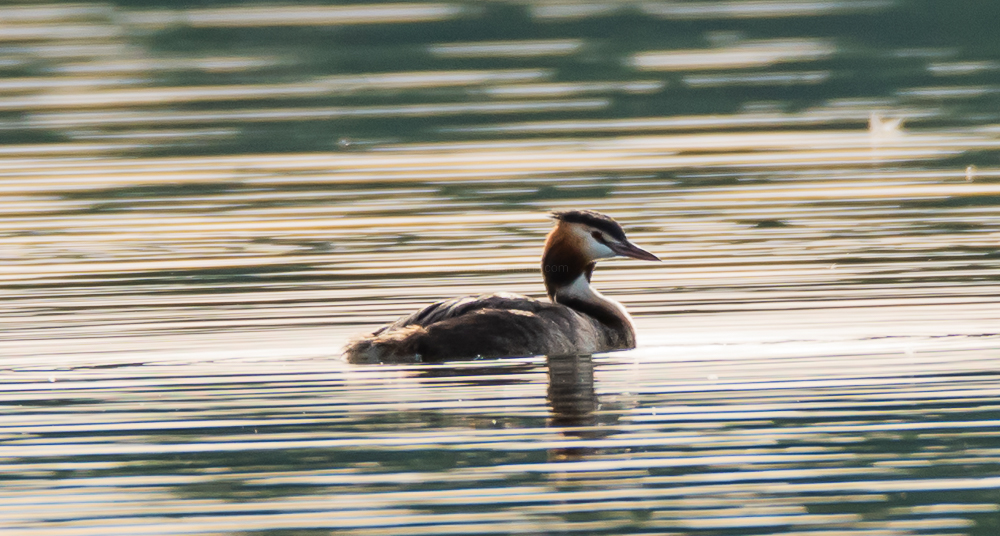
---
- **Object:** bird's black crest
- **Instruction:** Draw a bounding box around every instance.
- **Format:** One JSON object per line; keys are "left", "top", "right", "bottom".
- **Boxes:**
{"left": 550, "top": 210, "right": 627, "bottom": 241}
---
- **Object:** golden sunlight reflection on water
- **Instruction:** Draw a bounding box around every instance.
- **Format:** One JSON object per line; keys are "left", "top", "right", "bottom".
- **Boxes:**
{"left": 3, "top": 116, "right": 1000, "bottom": 533}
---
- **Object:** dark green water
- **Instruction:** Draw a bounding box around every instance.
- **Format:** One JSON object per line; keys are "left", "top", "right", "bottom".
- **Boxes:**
{"left": 2, "top": 1, "right": 1000, "bottom": 534}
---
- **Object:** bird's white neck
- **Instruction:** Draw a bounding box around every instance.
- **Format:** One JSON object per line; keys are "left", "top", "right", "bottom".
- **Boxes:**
{"left": 551, "top": 274, "right": 631, "bottom": 324}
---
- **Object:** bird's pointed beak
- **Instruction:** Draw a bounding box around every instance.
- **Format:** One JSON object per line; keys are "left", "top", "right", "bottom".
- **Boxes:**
{"left": 610, "top": 240, "right": 660, "bottom": 262}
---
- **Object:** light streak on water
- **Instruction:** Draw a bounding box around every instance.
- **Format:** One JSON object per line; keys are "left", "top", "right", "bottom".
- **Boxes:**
{"left": 631, "top": 39, "right": 837, "bottom": 71}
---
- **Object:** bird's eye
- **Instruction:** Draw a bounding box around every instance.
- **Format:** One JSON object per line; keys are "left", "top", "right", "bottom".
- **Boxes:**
{"left": 591, "top": 231, "right": 604, "bottom": 241}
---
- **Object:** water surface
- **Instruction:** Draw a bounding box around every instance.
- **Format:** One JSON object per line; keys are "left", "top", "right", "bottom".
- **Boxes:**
{"left": 2, "top": 1, "right": 1000, "bottom": 534}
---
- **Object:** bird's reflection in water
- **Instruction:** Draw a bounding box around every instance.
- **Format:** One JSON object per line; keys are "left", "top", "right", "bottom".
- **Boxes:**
{"left": 546, "top": 354, "right": 605, "bottom": 461}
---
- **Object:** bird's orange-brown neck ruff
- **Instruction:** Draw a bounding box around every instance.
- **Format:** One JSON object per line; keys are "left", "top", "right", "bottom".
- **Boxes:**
{"left": 541, "top": 222, "right": 592, "bottom": 300}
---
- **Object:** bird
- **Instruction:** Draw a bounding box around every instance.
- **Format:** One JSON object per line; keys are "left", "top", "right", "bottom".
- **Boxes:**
{"left": 343, "top": 210, "right": 660, "bottom": 364}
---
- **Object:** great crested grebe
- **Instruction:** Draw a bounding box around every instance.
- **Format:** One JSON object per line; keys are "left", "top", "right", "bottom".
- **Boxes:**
{"left": 344, "top": 210, "right": 660, "bottom": 364}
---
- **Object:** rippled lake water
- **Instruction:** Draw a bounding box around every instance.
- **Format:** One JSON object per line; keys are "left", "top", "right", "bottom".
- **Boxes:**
{"left": 2, "top": 1, "right": 1000, "bottom": 534}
